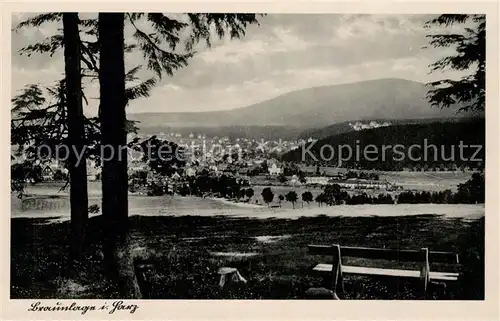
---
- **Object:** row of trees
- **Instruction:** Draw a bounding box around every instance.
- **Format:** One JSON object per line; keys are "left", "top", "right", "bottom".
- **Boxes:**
{"left": 260, "top": 188, "right": 313, "bottom": 209}
{"left": 258, "top": 173, "right": 485, "bottom": 208}
{"left": 345, "top": 171, "right": 379, "bottom": 181}
{"left": 178, "top": 173, "right": 250, "bottom": 198}
{"left": 397, "top": 173, "right": 484, "bottom": 204}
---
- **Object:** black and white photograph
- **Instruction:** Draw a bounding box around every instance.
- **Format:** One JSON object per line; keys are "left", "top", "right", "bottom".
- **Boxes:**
{"left": 8, "top": 9, "right": 489, "bottom": 305}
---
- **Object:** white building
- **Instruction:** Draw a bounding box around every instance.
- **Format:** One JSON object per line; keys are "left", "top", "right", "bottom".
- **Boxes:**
{"left": 289, "top": 174, "right": 302, "bottom": 186}
{"left": 87, "top": 160, "right": 101, "bottom": 181}
{"left": 337, "top": 179, "right": 391, "bottom": 190}
{"left": 185, "top": 167, "right": 196, "bottom": 177}
{"left": 41, "top": 165, "right": 55, "bottom": 181}
{"left": 305, "top": 176, "right": 330, "bottom": 185}
{"left": 268, "top": 163, "right": 282, "bottom": 176}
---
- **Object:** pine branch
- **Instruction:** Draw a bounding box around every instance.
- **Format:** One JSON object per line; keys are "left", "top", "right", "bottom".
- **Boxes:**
{"left": 424, "top": 14, "right": 470, "bottom": 27}
{"left": 185, "top": 14, "right": 212, "bottom": 51}
{"left": 429, "top": 54, "right": 476, "bottom": 72}
{"left": 128, "top": 13, "right": 192, "bottom": 79}
{"left": 426, "top": 34, "right": 465, "bottom": 48}
{"left": 146, "top": 13, "right": 188, "bottom": 50}
{"left": 425, "top": 14, "right": 485, "bottom": 114}
{"left": 13, "top": 13, "right": 62, "bottom": 31}
{"left": 18, "top": 34, "right": 64, "bottom": 57}
{"left": 11, "top": 84, "right": 46, "bottom": 112}
{"left": 125, "top": 77, "right": 157, "bottom": 104}
{"left": 125, "top": 65, "right": 143, "bottom": 81}
{"left": 80, "top": 52, "right": 96, "bottom": 71}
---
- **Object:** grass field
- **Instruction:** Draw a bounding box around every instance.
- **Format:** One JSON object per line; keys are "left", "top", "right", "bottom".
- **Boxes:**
{"left": 378, "top": 171, "right": 474, "bottom": 192}
{"left": 11, "top": 214, "right": 484, "bottom": 300}
{"left": 300, "top": 166, "right": 474, "bottom": 186}
{"left": 12, "top": 189, "right": 484, "bottom": 222}
{"left": 12, "top": 169, "right": 474, "bottom": 218}
{"left": 11, "top": 173, "right": 484, "bottom": 299}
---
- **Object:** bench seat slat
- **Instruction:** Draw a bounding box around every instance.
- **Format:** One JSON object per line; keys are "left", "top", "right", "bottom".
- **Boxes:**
{"left": 313, "top": 264, "right": 459, "bottom": 281}
{"left": 308, "top": 245, "right": 459, "bottom": 264}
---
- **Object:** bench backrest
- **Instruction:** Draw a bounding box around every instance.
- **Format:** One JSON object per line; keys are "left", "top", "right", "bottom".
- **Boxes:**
{"left": 308, "top": 244, "right": 459, "bottom": 297}
{"left": 308, "top": 245, "right": 459, "bottom": 264}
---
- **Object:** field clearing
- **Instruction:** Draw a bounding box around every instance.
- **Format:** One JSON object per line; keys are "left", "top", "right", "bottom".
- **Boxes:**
{"left": 11, "top": 171, "right": 482, "bottom": 221}
{"left": 10, "top": 175, "right": 484, "bottom": 300}
{"left": 12, "top": 189, "right": 484, "bottom": 223}
{"left": 296, "top": 167, "right": 475, "bottom": 192}
{"left": 378, "top": 171, "right": 474, "bottom": 192}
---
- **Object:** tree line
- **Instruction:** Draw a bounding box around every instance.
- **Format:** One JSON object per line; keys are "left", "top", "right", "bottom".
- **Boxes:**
{"left": 259, "top": 173, "right": 484, "bottom": 208}
{"left": 260, "top": 188, "right": 311, "bottom": 209}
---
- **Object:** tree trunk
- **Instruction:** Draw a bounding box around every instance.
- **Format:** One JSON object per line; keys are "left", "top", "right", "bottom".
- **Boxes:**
{"left": 63, "top": 13, "right": 88, "bottom": 262}
{"left": 99, "top": 13, "right": 141, "bottom": 299}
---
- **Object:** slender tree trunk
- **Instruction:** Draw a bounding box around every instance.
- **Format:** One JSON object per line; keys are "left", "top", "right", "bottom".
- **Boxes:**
{"left": 63, "top": 13, "right": 88, "bottom": 262}
{"left": 99, "top": 13, "right": 140, "bottom": 299}
{"left": 99, "top": 13, "right": 128, "bottom": 225}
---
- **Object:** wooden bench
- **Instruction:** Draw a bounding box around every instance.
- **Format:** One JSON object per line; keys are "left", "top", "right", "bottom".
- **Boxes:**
{"left": 308, "top": 244, "right": 460, "bottom": 298}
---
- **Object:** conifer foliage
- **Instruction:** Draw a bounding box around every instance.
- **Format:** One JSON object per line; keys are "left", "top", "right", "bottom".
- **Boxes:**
{"left": 425, "top": 14, "right": 485, "bottom": 113}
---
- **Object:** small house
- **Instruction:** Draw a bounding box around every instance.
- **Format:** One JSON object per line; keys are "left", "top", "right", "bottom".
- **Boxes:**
{"left": 41, "top": 165, "right": 54, "bottom": 181}
{"left": 185, "top": 167, "right": 196, "bottom": 177}
{"left": 268, "top": 163, "right": 282, "bottom": 176}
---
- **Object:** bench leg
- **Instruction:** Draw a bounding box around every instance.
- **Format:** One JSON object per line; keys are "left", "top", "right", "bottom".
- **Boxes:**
{"left": 420, "top": 248, "right": 430, "bottom": 299}
{"left": 330, "top": 244, "right": 344, "bottom": 296}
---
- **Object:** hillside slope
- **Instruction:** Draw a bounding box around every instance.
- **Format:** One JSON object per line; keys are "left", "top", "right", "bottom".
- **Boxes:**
{"left": 297, "top": 117, "right": 468, "bottom": 140}
{"left": 129, "top": 78, "right": 464, "bottom": 129}
{"left": 282, "top": 118, "right": 485, "bottom": 170}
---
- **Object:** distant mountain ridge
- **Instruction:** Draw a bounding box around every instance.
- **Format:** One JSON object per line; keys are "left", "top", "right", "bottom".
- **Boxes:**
{"left": 129, "top": 78, "right": 466, "bottom": 130}
{"left": 133, "top": 117, "right": 472, "bottom": 141}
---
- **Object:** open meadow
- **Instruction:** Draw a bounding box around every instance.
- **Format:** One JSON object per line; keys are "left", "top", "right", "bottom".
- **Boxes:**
{"left": 11, "top": 213, "right": 484, "bottom": 300}
{"left": 10, "top": 173, "right": 484, "bottom": 299}
{"left": 11, "top": 185, "right": 483, "bottom": 222}
{"left": 378, "top": 171, "right": 474, "bottom": 192}
{"left": 299, "top": 166, "right": 475, "bottom": 192}
{"left": 12, "top": 169, "right": 477, "bottom": 217}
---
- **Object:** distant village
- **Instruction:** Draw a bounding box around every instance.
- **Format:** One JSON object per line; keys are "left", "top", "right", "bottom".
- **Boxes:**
{"left": 12, "top": 129, "right": 481, "bottom": 196}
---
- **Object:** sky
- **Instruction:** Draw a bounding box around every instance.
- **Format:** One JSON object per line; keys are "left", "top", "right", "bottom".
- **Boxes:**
{"left": 11, "top": 13, "right": 467, "bottom": 115}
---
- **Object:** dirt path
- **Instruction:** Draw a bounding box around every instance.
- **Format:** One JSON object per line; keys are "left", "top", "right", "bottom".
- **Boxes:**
{"left": 12, "top": 202, "right": 484, "bottom": 223}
